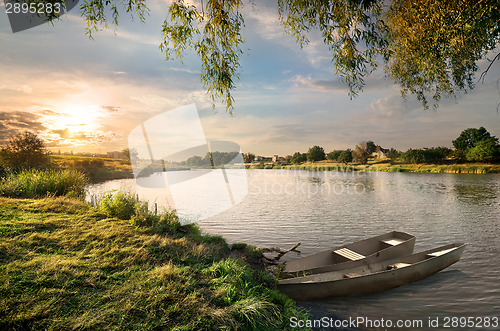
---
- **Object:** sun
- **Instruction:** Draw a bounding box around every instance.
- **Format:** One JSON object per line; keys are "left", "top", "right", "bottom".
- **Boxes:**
{"left": 52, "top": 104, "right": 102, "bottom": 133}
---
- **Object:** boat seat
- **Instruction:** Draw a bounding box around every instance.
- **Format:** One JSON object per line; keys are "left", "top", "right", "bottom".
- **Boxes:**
{"left": 343, "top": 273, "right": 359, "bottom": 279}
{"left": 333, "top": 248, "right": 366, "bottom": 261}
{"left": 381, "top": 238, "right": 405, "bottom": 246}
{"left": 427, "top": 247, "right": 455, "bottom": 257}
{"left": 387, "top": 263, "right": 411, "bottom": 270}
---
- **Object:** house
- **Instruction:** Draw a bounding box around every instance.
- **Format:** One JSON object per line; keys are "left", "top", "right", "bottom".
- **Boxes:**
{"left": 372, "top": 146, "right": 389, "bottom": 159}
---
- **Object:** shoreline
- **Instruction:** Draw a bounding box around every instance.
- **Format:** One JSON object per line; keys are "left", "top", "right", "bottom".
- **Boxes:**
{"left": 249, "top": 161, "right": 500, "bottom": 174}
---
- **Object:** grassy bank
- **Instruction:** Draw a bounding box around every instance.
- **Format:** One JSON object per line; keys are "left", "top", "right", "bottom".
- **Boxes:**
{"left": 0, "top": 196, "right": 307, "bottom": 330}
{"left": 256, "top": 160, "right": 500, "bottom": 174}
{"left": 50, "top": 155, "right": 133, "bottom": 183}
{"left": 0, "top": 169, "right": 88, "bottom": 199}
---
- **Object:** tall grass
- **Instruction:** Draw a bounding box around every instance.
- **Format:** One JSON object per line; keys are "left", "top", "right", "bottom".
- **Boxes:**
{"left": 0, "top": 169, "right": 88, "bottom": 198}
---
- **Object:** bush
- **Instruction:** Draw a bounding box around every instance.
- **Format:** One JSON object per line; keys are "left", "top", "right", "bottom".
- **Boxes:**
{"left": 98, "top": 191, "right": 137, "bottom": 219}
{"left": 0, "top": 169, "right": 88, "bottom": 198}
{"left": 338, "top": 149, "right": 353, "bottom": 164}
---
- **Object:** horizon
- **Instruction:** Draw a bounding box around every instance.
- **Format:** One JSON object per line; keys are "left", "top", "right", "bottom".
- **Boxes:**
{"left": 1, "top": 1, "right": 500, "bottom": 156}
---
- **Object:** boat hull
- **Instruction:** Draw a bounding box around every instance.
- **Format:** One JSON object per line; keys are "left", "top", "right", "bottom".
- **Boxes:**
{"left": 278, "top": 243, "right": 466, "bottom": 301}
{"left": 281, "top": 231, "right": 416, "bottom": 277}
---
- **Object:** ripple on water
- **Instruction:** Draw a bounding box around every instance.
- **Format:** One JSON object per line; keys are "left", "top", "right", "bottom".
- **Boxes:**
{"left": 87, "top": 170, "right": 500, "bottom": 325}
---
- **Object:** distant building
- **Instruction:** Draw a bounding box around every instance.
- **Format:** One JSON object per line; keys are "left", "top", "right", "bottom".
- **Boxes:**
{"left": 372, "top": 146, "right": 389, "bottom": 159}
{"left": 253, "top": 155, "right": 262, "bottom": 163}
{"left": 107, "top": 151, "right": 121, "bottom": 159}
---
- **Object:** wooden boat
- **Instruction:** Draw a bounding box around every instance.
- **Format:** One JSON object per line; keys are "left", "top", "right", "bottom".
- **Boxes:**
{"left": 281, "top": 231, "right": 416, "bottom": 278}
{"left": 278, "top": 243, "right": 466, "bottom": 301}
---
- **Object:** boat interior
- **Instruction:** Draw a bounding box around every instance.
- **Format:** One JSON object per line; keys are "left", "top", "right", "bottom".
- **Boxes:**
{"left": 280, "top": 243, "right": 465, "bottom": 284}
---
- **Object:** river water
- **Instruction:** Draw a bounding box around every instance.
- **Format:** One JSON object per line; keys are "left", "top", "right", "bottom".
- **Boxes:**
{"left": 87, "top": 169, "right": 500, "bottom": 330}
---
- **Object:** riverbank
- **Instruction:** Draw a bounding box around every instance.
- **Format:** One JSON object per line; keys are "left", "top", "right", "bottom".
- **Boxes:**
{"left": 252, "top": 160, "right": 500, "bottom": 174}
{"left": 0, "top": 196, "right": 307, "bottom": 329}
{"left": 50, "top": 155, "right": 133, "bottom": 183}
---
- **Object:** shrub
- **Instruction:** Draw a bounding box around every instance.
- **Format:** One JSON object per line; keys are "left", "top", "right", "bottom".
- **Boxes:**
{"left": 98, "top": 191, "right": 137, "bottom": 219}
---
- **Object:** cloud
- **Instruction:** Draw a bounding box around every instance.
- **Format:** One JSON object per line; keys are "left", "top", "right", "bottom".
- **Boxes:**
{"left": 0, "top": 84, "right": 33, "bottom": 94}
{"left": 101, "top": 105, "right": 120, "bottom": 113}
{"left": 289, "top": 75, "right": 348, "bottom": 93}
{"left": 52, "top": 128, "right": 71, "bottom": 138}
{"left": 0, "top": 111, "right": 46, "bottom": 143}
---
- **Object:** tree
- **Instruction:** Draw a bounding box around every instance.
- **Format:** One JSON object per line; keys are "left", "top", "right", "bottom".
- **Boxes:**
{"left": 75, "top": 0, "right": 499, "bottom": 112}
{"left": 387, "top": 148, "right": 400, "bottom": 160}
{"left": 453, "top": 127, "right": 496, "bottom": 151}
{"left": 327, "top": 150, "right": 343, "bottom": 161}
{"left": 466, "top": 139, "right": 499, "bottom": 162}
{"left": 400, "top": 147, "right": 452, "bottom": 164}
{"left": 353, "top": 142, "right": 369, "bottom": 164}
{"left": 243, "top": 153, "right": 255, "bottom": 163}
{"left": 366, "top": 141, "right": 377, "bottom": 155}
{"left": 290, "top": 152, "right": 307, "bottom": 164}
{"left": 121, "top": 148, "right": 139, "bottom": 164}
{"left": 0, "top": 131, "right": 50, "bottom": 170}
{"left": 337, "top": 149, "right": 353, "bottom": 164}
{"left": 306, "top": 146, "right": 326, "bottom": 162}
{"left": 453, "top": 127, "right": 499, "bottom": 161}
{"left": 400, "top": 149, "right": 425, "bottom": 164}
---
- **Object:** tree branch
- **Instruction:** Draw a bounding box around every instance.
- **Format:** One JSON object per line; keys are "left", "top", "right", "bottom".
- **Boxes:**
{"left": 478, "top": 52, "right": 500, "bottom": 84}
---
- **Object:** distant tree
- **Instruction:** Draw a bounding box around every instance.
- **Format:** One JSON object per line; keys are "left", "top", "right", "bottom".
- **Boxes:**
{"left": 431, "top": 147, "right": 453, "bottom": 161}
{"left": 307, "top": 146, "right": 326, "bottom": 162}
{"left": 366, "top": 141, "right": 377, "bottom": 155}
{"left": 400, "top": 149, "right": 423, "bottom": 164}
{"left": 337, "top": 149, "right": 353, "bottom": 164}
{"left": 327, "top": 150, "right": 343, "bottom": 161}
{"left": 290, "top": 152, "right": 307, "bottom": 164}
{"left": 243, "top": 153, "right": 255, "bottom": 163}
{"left": 0, "top": 131, "right": 50, "bottom": 171}
{"left": 401, "top": 147, "right": 452, "bottom": 164}
{"left": 466, "top": 139, "right": 499, "bottom": 162}
{"left": 185, "top": 155, "right": 204, "bottom": 167}
{"left": 387, "top": 148, "right": 400, "bottom": 160}
{"left": 353, "top": 142, "right": 369, "bottom": 164}
{"left": 453, "top": 127, "right": 498, "bottom": 161}
{"left": 453, "top": 127, "right": 496, "bottom": 151}
{"left": 121, "top": 148, "right": 139, "bottom": 164}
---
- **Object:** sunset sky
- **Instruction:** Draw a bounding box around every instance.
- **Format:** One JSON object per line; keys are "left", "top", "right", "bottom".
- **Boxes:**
{"left": 1, "top": 1, "right": 499, "bottom": 156}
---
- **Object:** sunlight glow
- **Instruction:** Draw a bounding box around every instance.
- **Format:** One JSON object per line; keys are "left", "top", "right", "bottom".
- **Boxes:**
{"left": 52, "top": 104, "right": 102, "bottom": 133}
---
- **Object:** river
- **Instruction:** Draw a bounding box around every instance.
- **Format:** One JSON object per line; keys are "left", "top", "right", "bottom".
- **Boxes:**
{"left": 87, "top": 169, "right": 500, "bottom": 330}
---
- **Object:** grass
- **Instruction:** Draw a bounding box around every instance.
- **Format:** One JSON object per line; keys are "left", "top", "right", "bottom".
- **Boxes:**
{"left": 262, "top": 159, "right": 500, "bottom": 174}
{"left": 50, "top": 155, "right": 133, "bottom": 183}
{"left": 0, "top": 196, "right": 308, "bottom": 330}
{"left": 0, "top": 169, "right": 88, "bottom": 198}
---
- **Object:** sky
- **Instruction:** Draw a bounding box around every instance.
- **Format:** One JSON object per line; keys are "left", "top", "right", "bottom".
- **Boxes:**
{"left": 1, "top": 0, "right": 499, "bottom": 156}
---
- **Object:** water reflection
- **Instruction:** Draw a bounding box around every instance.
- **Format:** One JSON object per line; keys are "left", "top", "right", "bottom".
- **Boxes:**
{"left": 452, "top": 182, "right": 498, "bottom": 205}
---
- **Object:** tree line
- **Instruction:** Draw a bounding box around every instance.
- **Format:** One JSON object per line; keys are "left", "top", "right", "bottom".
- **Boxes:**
{"left": 283, "top": 127, "right": 500, "bottom": 165}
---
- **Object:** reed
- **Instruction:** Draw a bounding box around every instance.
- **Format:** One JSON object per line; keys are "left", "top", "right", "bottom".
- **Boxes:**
{"left": 0, "top": 169, "right": 88, "bottom": 198}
